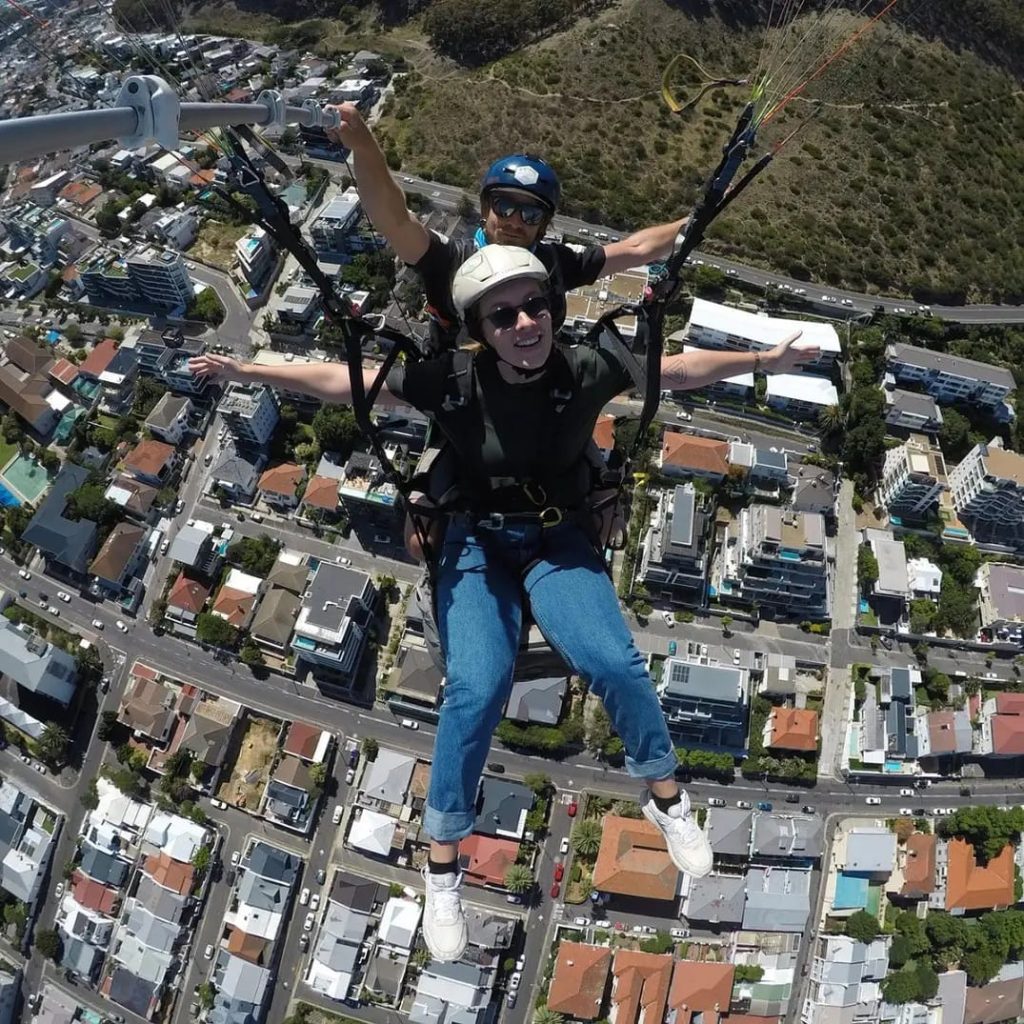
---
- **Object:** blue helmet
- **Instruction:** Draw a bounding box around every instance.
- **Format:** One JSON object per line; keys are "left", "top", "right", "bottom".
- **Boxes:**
{"left": 480, "top": 154, "right": 561, "bottom": 212}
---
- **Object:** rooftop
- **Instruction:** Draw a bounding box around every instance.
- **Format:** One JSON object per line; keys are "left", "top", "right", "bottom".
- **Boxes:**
{"left": 945, "top": 838, "right": 1014, "bottom": 912}
{"left": 548, "top": 942, "right": 612, "bottom": 1020}
{"left": 593, "top": 815, "right": 679, "bottom": 901}
{"left": 767, "top": 707, "right": 819, "bottom": 752}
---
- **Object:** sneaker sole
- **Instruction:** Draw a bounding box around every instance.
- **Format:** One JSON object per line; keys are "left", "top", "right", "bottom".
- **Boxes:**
{"left": 642, "top": 802, "right": 713, "bottom": 879}
{"left": 423, "top": 929, "right": 468, "bottom": 963}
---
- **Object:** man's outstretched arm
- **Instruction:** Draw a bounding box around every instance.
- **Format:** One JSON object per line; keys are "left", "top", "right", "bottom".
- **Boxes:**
{"left": 600, "top": 216, "right": 688, "bottom": 276}
{"left": 327, "top": 104, "right": 431, "bottom": 266}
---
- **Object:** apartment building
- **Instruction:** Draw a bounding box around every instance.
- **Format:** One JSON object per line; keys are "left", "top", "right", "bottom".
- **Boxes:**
{"left": 638, "top": 483, "right": 713, "bottom": 607}
{"left": 877, "top": 434, "right": 949, "bottom": 524}
{"left": 885, "top": 343, "right": 1014, "bottom": 415}
{"left": 217, "top": 382, "right": 279, "bottom": 448}
{"left": 949, "top": 438, "right": 1024, "bottom": 547}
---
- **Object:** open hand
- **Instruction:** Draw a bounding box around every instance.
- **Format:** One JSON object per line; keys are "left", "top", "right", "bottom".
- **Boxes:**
{"left": 765, "top": 330, "right": 820, "bottom": 373}
{"left": 188, "top": 353, "right": 245, "bottom": 383}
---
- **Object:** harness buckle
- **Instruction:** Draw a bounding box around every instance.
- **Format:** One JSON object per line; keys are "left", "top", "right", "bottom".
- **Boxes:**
{"left": 481, "top": 512, "right": 505, "bottom": 530}
{"left": 539, "top": 507, "right": 563, "bottom": 528}
{"left": 522, "top": 481, "right": 547, "bottom": 506}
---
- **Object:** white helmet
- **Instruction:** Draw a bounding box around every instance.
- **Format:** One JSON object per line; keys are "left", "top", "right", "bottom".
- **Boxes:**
{"left": 451, "top": 245, "right": 549, "bottom": 321}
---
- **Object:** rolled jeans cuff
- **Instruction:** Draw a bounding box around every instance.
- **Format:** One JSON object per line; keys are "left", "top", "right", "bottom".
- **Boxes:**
{"left": 423, "top": 804, "right": 478, "bottom": 844}
{"left": 625, "top": 747, "right": 679, "bottom": 782}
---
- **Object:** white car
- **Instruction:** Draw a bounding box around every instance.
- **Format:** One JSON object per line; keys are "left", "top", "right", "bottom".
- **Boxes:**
{"left": 400, "top": 719, "right": 419, "bottom": 730}
{"left": 560, "top": 837, "right": 570, "bottom": 855}
{"left": 310, "top": 893, "right": 320, "bottom": 911}
{"left": 48, "top": 606, "right": 60, "bottom": 616}
{"left": 707, "top": 797, "right": 726, "bottom": 807}
{"left": 337, "top": 556, "right": 352, "bottom": 566}
{"left": 899, "top": 807, "right": 914, "bottom": 815}
{"left": 675, "top": 410, "right": 692, "bottom": 421}
{"left": 300, "top": 888, "right": 310, "bottom": 906}
{"left": 18, "top": 570, "right": 30, "bottom": 580}
{"left": 210, "top": 798, "right": 226, "bottom": 810}
{"left": 509, "top": 972, "right": 521, "bottom": 990}
{"left": 431, "top": 190, "right": 440, "bottom": 198}
{"left": 662, "top": 611, "right": 675, "bottom": 628}
{"left": 865, "top": 796, "right": 882, "bottom": 805}
{"left": 54, "top": 881, "right": 64, "bottom": 899}
{"left": 345, "top": 768, "right": 355, "bottom": 785}
{"left": 303, "top": 912, "right": 315, "bottom": 932}
{"left": 332, "top": 805, "right": 343, "bottom": 825}
{"left": 573, "top": 917, "right": 589, "bottom": 927}
{"left": 115, "top": 620, "right": 128, "bottom": 632}
{"left": 402, "top": 176, "right": 414, "bottom": 183}
{"left": 670, "top": 927, "right": 689, "bottom": 939}
{"left": 733, "top": 649, "right": 741, "bottom": 665}
{"left": 726, "top": 268, "right": 738, "bottom": 276}
{"left": 231, "top": 851, "right": 240, "bottom": 867}
{"left": 160, "top": 539, "right": 170, "bottom": 554}
{"left": 204, "top": 944, "right": 214, "bottom": 960}
{"left": 841, "top": 298, "right": 854, "bottom": 306}
{"left": 57, "top": 591, "right": 71, "bottom": 603}
{"left": 594, "top": 919, "right": 612, "bottom": 928}
{"left": 899, "top": 788, "right": 915, "bottom": 797}
{"left": 92, "top": 619, "right": 104, "bottom": 630}
{"left": 515, "top": 957, "right": 526, "bottom": 972}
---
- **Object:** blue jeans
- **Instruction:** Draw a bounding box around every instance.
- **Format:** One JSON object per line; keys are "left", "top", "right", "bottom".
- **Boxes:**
{"left": 423, "top": 518, "right": 678, "bottom": 842}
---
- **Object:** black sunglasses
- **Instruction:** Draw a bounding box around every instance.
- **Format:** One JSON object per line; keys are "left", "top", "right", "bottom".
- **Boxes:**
{"left": 483, "top": 295, "right": 552, "bottom": 330}
{"left": 490, "top": 194, "right": 548, "bottom": 226}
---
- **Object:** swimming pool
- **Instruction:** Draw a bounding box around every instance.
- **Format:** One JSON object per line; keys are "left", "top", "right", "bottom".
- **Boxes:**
{"left": 0, "top": 453, "right": 51, "bottom": 505}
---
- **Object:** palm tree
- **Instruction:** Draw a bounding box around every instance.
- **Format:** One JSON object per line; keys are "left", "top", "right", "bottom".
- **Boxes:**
{"left": 503, "top": 864, "right": 534, "bottom": 894}
{"left": 571, "top": 820, "right": 603, "bottom": 857}
{"left": 818, "top": 403, "right": 844, "bottom": 434}
{"left": 38, "top": 723, "right": 69, "bottom": 765}
{"left": 534, "top": 1008, "right": 565, "bottom": 1024}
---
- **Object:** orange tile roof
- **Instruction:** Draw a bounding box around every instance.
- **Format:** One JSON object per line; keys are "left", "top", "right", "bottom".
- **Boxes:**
{"left": 212, "top": 586, "right": 256, "bottom": 628}
{"left": 458, "top": 834, "right": 519, "bottom": 887}
{"left": 167, "top": 572, "right": 210, "bottom": 614}
{"left": 901, "top": 832, "right": 936, "bottom": 897}
{"left": 78, "top": 337, "right": 118, "bottom": 376}
{"left": 71, "top": 869, "right": 119, "bottom": 914}
{"left": 303, "top": 474, "right": 339, "bottom": 510}
{"left": 226, "top": 926, "right": 268, "bottom": 963}
{"left": 668, "top": 959, "right": 735, "bottom": 1024}
{"left": 662, "top": 433, "right": 730, "bottom": 476}
{"left": 548, "top": 942, "right": 612, "bottom": 1019}
{"left": 259, "top": 462, "right": 305, "bottom": 497}
{"left": 996, "top": 692, "right": 1024, "bottom": 714}
{"left": 124, "top": 438, "right": 176, "bottom": 478}
{"left": 945, "top": 838, "right": 1014, "bottom": 913}
{"left": 131, "top": 662, "right": 158, "bottom": 681}
{"left": 611, "top": 950, "right": 674, "bottom": 1024}
{"left": 143, "top": 852, "right": 194, "bottom": 895}
{"left": 927, "top": 711, "right": 959, "bottom": 755}
{"left": 593, "top": 815, "right": 679, "bottom": 901}
{"left": 991, "top": 693, "right": 1024, "bottom": 755}
{"left": 189, "top": 169, "right": 217, "bottom": 187}
{"left": 593, "top": 414, "right": 616, "bottom": 451}
{"left": 59, "top": 180, "right": 102, "bottom": 206}
{"left": 768, "top": 707, "right": 819, "bottom": 752}
{"left": 283, "top": 721, "right": 322, "bottom": 760}
{"left": 49, "top": 357, "right": 79, "bottom": 385}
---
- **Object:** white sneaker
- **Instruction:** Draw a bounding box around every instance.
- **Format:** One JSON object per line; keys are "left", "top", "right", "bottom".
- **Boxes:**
{"left": 641, "top": 789, "right": 713, "bottom": 878}
{"left": 422, "top": 867, "right": 468, "bottom": 962}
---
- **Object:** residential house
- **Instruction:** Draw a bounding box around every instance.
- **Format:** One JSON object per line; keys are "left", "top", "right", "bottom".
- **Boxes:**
{"left": 661, "top": 434, "right": 731, "bottom": 483}
{"left": 300, "top": 473, "right": 340, "bottom": 521}
{"left": 291, "top": 561, "right": 376, "bottom": 690}
{"left": 504, "top": 675, "right": 567, "bottom": 725}
{"left": 0, "top": 335, "right": 64, "bottom": 434}
{"left": 310, "top": 189, "right": 362, "bottom": 256}
{"left": 765, "top": 374, "right": 839, "bottom": 419}
{"left": 359, "top": 747, "right": 415, "bottom": 811}
{"left": 258, "top": 462, "right": 306, "bottom": 511}
{"left": 883, "top": 387, "right": 943, "bottom": 434}
{"left": 305, "top": 871, "right": 377, "bottom": 1000}
{"left": 742, "top": 865, "right": 811, "bottom": 931}
{"left": 802, "top": 934, "right": 891, "bottom": 1024}
{"left": 704, "top": 808, "right": 753, "bottom": 860}
{"left": 22, "top": 463, "right": 97, "bottom": 574}
{"left": 790, "top": 464, "right": 836, "bottom": 517}
{"left": 681, "top": 873, "right": 746, "bottom": 928}
{"left": 164, "top": 573, "right": 210, "bottom": 635}
{"left": 89, "top": 522, "right": 147, "bottom": 603}
{"left": 0, "top": 619, "right": 77, "bottom": 705}
{"left": 667, "top": 959, "right": 735, "bottom": 1024}
{"left": 212, "top": 568, "right": 262, "bottom": 632}
{"left": 750, "top": 813, "right": 823, "bottom": 862}
{"left": 964, "top": 977, "right": 1024, "bottom": 1024}
{"left": 919, "top": 708, "right": 973, "bottom": 762}
{"left": 765, "top": 707, "right": 819, "bottom": 753}
{"left": 908, "top": 557, "right": 942, "bottom": 600}
{"left": 218, "top": 381, "right": 279, "bottom": 448}
{"left": 123, "top": 438, "right": 178, "bottom": 488}
{"left": 657, "top": 656, "right": 749, "bottom": 755}
{"left": 263, "top": 756, "right": 315, "bottom": 833}
{"left": 386, "top": 644, "right": 443, "bottom": 720}
{"left": 282, "top": 722, "right": 332, "bottom": 764}
{"left": 592, "top": 816, "right": 679, "bottom": 903}
{"left": 751, "top": 448, "right": 789, "bottom": 487}
{"left": 843, "top": 829, "right": 898, "bottom": 879}
{"left": 978, "top": 693, "right": 1024, "bottom": 758}
{"left": 863, "top": 528, "right": 910, "bottom": 604}
{"left": 891, "top": 832, "right": 937, "bottom": 902}
{"left": 944, "top": 838, "right": 1014, "bottom": 915}
{"left": 0, "top": 782, "right": 57, "bottom": 904}
{"left": 474, "top": 777, "right": 533, "bottom": 841}
{"left": 211, "top": 443, "right": 266, "bottom": 504}
{"left": 117, "top": 675, "right": 175, "bottom": 745}
{"left": 684, "top": 298, "right": 841, "bottom": 370}
{"left": 977, "top": 562, "right": 1024, "bottom": 645}
{"left": 563, "top": 268, "right": 649, "bottom": 341}
{"left": 249, "top": 587, "right": 301, "bottom": 656}
{"left": 458, "top": 834, "right": 519, "bottom": 888}
{"left": 336, "top": 448, "right": 404, "bottom": 532}
{"left": 548, "top": 942, "right": 612, "bottom": 1020}
{"left": 885, "top": 343, "right": 1015, "bottom": 415}
{"left": 639, "top": 483, "right": 713, "bottom": 607}
{"left": 878, "top": 434, "right": 950, "bottom": 524}
{"left": 143, "top": 393, "right": 192, "bottom": 446}
{"left": 609, "top": 950, "right": 674, "bottom": 1024}
{"left": 167, "top": 521, "right": 225, "bottom": 577}
{"left": 104, "top": 475, "right": 159, "bottom": 522}
{"left": 274, "top": 288, "right": 322, "bottom": 330}
{"left": 410, "top": 959, "right": 495, "bottom": 1024}
{"left": 266, "top": 551, "right": 309, "bottom": 595}
{"left": 78, "top": 338, "right": 139, "bottom": 414}
{"left": 210, "top": 956, "right": 271, "bottom": 1024}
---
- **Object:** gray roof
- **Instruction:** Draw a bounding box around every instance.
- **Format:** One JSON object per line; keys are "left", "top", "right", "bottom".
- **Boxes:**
{"left": 504, "top": 675, "right": 567, "bottom": 725}
{"left": 304, "top": 561, "right": 371, "bottom": 632}
{"left": 0, "top": 619, "right": 77, "bottom": 705}
{"left": 663, "top": 658, "right": 745, "bottom": 702}
{"left": 889, "top": 667, "right": 914, "bottom": 703}
{"left": 365, "top": 951, "right": 407, "bottom": 1000}
{"left": 790, "top": 465, "right": 835, "bottom": 515}
{"left": 124, "top": 902, "right": 181, "bottom": 952}
{"left": 865, "top": 529, "right": 909, "bottom": 598}
{"left": 936, "top": 970, "right": 967, "bottom": 1024}
{"left": 361, "top": 748, "right": 416, "bottom": 806}
{"left": 844, "top": 830, "right": 898, "bottom": 875}
{"left": 22, "top": 463, "right": 98, "bottom": 573}
{"left": 475, "top": 778, "right": 533, "bottom": 838}
{"left": 212, "top": 444, "right": 264, "bottom": 490}
{"left": 885, "top": 387, "right": 941, "bottom": 422}
{"left": 742, "top": 865, "right": 811, "bottom": 932}
{"left": 218, "top": 955, "right": 270, "bottom": 1002}
{"left": 393, "top": 645, "right": 442, "bottom": 703}
{"left": 61, "top": 935, "right": 103, "bottom": 978}
{"left": 330, "top": 870, "right": 382, "bottom": 913}
{"left": 135, "top": 873, "right": 189, "bottom": 923}
{"left": 982, "top": 563, "right": 1024, "bottom": 622}
{"left": 684, "top": 872, "right": 747, "bottom": 925}
{"left": 246, "top": 841, "right": 299, "bottom": 885}
{"left": 144, "top": 392, "right": 191, "bottom": 430}
{"left": 751, "top": 813, "right": 823, "bottom": 860}
{"left": 250, "top": 587, "right": 301, "bottom": 646}
{"left": 887, "top": 342, "right": 1015, "bottom": 389}
{"left": 464, "top": 907, "right": 515, "bottom": 949}
{"left": 107, "top": 966, "right": 157, "bottom": 1018}
{"left": 167, "top": 524, "right": 210, "bottom": 567}
{"left": 753, "top": 449, "right": 788, "bottom": 473}
{"left": 79, "top": 844, "right": 130, "bottom": 886}
{"left": 237, "top": 870, "right": 290, "bottom": 912}
{"left": 266, "top": 557, "right": 309, "bottom": 594}
{"left": 705, "top": 808, "right": 753, "bottom": 857}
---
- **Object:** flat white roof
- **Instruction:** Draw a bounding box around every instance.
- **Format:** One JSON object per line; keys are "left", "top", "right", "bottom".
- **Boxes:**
{"left": 766, "top": 373, "right": 839, "bottom": 406}
{"left": 689, "top": 297, "right": 841, "bottom": 354}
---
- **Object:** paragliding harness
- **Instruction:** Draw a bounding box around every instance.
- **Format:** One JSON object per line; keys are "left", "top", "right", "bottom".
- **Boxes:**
{"left": 214, "top": 95, "right": 770, "bottom": 665}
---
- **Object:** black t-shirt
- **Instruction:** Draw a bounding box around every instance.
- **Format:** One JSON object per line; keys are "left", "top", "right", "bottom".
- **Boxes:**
{"left": 412, "top": 230, "right": 607, "bottom": 353}
{"left": 387, "top": 339, "right": 632, "bottom": 511}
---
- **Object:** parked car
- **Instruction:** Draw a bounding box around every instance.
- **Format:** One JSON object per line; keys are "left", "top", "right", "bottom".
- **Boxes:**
{"left": 707, "top": 797, "right": 726, "bottom": 807}
{"left": 553, "top": 863, "right": 564, "bottom": 882}
{"left": 303, "top": 912, "right": 314, "bottom": 932}
{"left": 160, "top": 538, "right": 170, "bottom": 554}
{"left": 670, "top": 927, "right": 688, "bottom": 939}
{"left": 667, "top": 640, "right": 677, "bottom": 655}
{"left": 310, "top": 893, "right": 320, "bottom": 911}
{"left": 48, "top": 605, "right": 60, "bottom": 616}
{"left": 317, "top": 868, "right": 326, "bottom": 885}
{"left": 516, "top": 956, "right": 526, "bottom": 972}
{"left": 210, "top": 798, "right": 226, "bottom": 810}
{"left": 662, "top": 611, "right": 675, "bottom": 627}
{"left": 486, "top": 762, "right": 506, "bottom": 774}
{"left": 505, "top": 893, "right": 521, "bottom": 904}
{"left": 880, "top": 635, "right": 894, "bottom": 649}
{"left": 91, "top": 618, "right": 105, "bottom": 631}
{"left": 899, "top": 807, "right": 914, "bottom": 815}
{"left": 299, "top": 933, "right": 309, "bottom": 951}
{"left": 550, "top": 881, "right": 561, "bottom": 899}
{"left": 17, "top": 570, "right": 30, "bottom": 580}
{"left": 300, "top": 888, "right": 310, "bottom": 906}
{"left": 736, "top": 800, "right": 752, "bottom": 809}
{"left": 348, "top": 747, "right": 359, "bottom": 768}
{"left": 332, "top": 805, "right": 343, "bottom": 825}
{"left": 785, "top": 792, "right": 800, "bottom": 803}
{"left": 567, "top": 801, "right": 578, "bottom": 818}
{"left": 757, "top": 801, "right": 773, "bottom": 811}
{"left": 865, "top": 796, "right": 882, "bottom": 805}
{"left": 231, "top": 851, "right": 240, "bottom": 867}
{"left": 574, "top": 917, "right": 590, "bottom": 927}
{"left": 560, "top": 837, "right": 570, "bottom": 855}
{"left": 506, "top": 993, "right": 517, "bottom": 1009}
{"left": 54, "top": 881, "right": 64, "bottom": 898}
{"left": 400, "top": 719, "right": 419, "bottom": 730}
{"left": 509, "top": 972, "right": 521, "bottom": 991}
{"left": 57, "top": 591, "right": 71, "bottom": 603}
{"left": 115, "top": 620, "right": 128, "bottom": 632}
{"left": 204, "top": 944, "right": 214, "bottom": 959}
{"left": 345, "top": 768, "right": 355, "bottom": 785}
{"left": 802, "top": 805, "right": 816, "bottom": 815}
{"left": 675, "top": 410, "right": 692, "bottom": 421}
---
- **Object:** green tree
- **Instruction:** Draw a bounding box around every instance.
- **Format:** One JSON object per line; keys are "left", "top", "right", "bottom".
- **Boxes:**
{"left": 503, "top": 863, "right": 534, "bottom": 893}
{"left": 37, "top": 722, "right": 70, "bottom": 765}
{"left": 362, "top": 736, "right": 379, "bottom": 761}
{"left": 881, "top": 970, "right": 920, "bottom": 1005}
{"left": 35, "top": 928, "right": 62, "bottom": 961}
{"left": 309, "top": 762, "right": 328, "bottom": 790}
{"left": 571, "top": 820, "right": 603, "bottom": 857}
{"left": 228, "top": 534, "right": 281, "bottom": 576}
{"left": 80, "top": 778, "right": 99, "bottom": 810}
{"left": 937, "top": 805, "right": 1024, "bottom": 863}
{"left": 963, "top": 946, "right": 1003, "bottom": 987}
{"left": 720, "top": 614, "right": 733, "bottom": 636}
{"left": 312, "top": 404, "right": 360, "bottom": 457}
{"left": 197, "top": 982, "right": 216, "bottom": 1011}
{"left": 192, "top": 845, "right": 211, "bottom": 875}
{"left": 63, "top": 321, "right": 82, "bottom": 343}
{"left": 888, "top": 934, "right": 913, "bottom": 969}
{"left": 857, "top": 544, "right": 879, "bottom": 592}
{"left": 523, "top": 773, "right": 552, "bottom": 797}
{"left": 909, "top": 599, "right": 938, "bottom": 635}
{"left": 939, "top": 407, "right": 973, "bottom": 461}
{"left": 844, "top": 910, "right": 879, "bottom": 942}
{"left": 240, "top": 639, "right": 266, "bottom": 669}
{"left": 585, "top": 702, "right": 613, "bottom": 755}
{"left": 533, "top": 1009, "right": 565, "bottom": 1024}
{"left": 196, "top": 612, "right": 238, "bottom": 649}
{"left": 818, "top": 403, "right": 845, "bottom": 434}
{"left": 65, "top": 482, "right": 120, "bottom": 526}
{"left": 188, "top": 287, "right": 226, "bottom": 325}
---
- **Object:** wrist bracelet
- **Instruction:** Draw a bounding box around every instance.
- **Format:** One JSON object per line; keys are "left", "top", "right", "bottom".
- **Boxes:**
{"left": 754, "top": 352, "right": 762, "bottom": 373}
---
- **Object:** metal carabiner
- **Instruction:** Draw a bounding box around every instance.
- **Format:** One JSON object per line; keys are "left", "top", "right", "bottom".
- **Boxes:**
{"left": 539, "top": 507, "right": 563, "bottom": 528}
{"left": 522, "top": 481, "right": 547, "bottom": 507}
